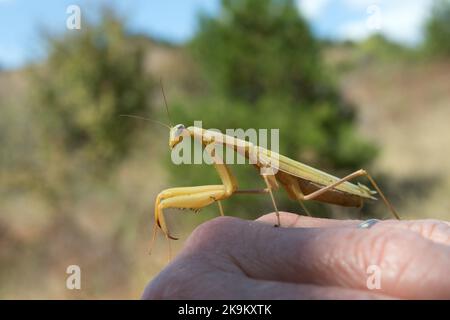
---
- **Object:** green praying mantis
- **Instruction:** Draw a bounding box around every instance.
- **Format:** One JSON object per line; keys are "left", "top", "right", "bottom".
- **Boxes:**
{"left": 122, "top": 84, "right": 400, "bottom": 257}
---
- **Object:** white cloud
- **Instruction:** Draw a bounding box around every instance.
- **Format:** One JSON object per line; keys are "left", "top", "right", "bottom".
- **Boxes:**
{"left": 296, "top": 0, "right": 329, "bottom": 19}
{"left": 336, "top": 0, "right": 434, "bottom": 45}
{"left": 343, "top": 0, "right": 374, "bottom": 9}
{"left": 381, "top": 1, "right": 433, "bottom": 44}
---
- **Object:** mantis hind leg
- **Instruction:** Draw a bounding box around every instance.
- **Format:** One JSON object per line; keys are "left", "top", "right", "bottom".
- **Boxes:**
{"left": 302, "top": 169, "right": 400, "bottom": 220}
{"left": 297, "top": 198, "right": 312, "bottom": 217}
{"left": 285, "top": 184, "right": 313, "bottom": 217}
{"left": 276, "top": 172, "right": 312, "bottom": 217}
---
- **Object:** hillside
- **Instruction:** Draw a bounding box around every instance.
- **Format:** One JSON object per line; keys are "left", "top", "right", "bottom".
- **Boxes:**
{"left": 339, "top": 58, "right": 450, "bottom": 220}
{"left": 1, "top": 39, "right": 449, "bottom": 298}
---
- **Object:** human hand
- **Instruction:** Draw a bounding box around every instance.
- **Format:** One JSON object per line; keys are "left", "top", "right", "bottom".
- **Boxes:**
{"left": 142, "top": 212, "right": 450, "bottom": 299}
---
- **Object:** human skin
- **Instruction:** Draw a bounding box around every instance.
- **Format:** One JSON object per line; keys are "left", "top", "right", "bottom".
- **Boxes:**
{"left": 142, "top": 212, "right": 450, "bottom": 299}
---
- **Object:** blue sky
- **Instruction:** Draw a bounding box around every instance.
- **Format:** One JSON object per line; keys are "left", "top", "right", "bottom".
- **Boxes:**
{"left": 0, "top": 0, "right": 434, "bottom": 70}
{"left": 298, "top": 0, "right": 434, "bottom": 44}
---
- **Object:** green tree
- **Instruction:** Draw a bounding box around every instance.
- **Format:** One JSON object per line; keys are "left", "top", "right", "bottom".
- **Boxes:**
{"left": 168, "top": 0, "right": 377, "bottom": 217}
{"left": 424, "top": 0, "right": 450, "bottom": 57}
{"left": 32, "top": 10, "right": 153, "bottom": 164}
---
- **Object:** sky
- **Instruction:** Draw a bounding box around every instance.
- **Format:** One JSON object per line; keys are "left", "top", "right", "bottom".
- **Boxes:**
{"left": 0, "top": 0, "right": 435, "bottom": 70}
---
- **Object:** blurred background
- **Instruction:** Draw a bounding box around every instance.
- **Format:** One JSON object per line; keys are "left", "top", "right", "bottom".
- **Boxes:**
{"left": 0, "top": 0, "right": 449, "bottom": 298}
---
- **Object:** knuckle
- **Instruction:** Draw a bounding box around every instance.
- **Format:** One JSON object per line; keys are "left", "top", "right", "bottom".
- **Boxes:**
{"left": 356, "top": 227, "right": 424, "bottom": 277}
{"left": 361, "top": 228, "right": 402, "bottom": 266}
{"left": 406, "top": 220, "right": 450, "bottom": 244}
{"left": 184, "top": 216, "right": 241, "bottom": 252}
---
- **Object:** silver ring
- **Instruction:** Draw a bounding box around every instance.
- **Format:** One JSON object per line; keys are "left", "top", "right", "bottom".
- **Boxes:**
{"left": 358, "top": 219, "right": 380, "bottom": 229}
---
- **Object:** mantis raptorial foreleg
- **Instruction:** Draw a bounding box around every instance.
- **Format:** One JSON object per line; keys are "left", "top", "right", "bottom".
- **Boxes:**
{"left": 151, "top": 185, "right": 228, "bottom": 260}
{"left": 299, "top": 169, "right": 400, "bottom": 220}
{"left": 151, "top": 142, "right": 238, "bottom": 255}
{"left": 154, "top": 185, "right": 229, "bottom": 238}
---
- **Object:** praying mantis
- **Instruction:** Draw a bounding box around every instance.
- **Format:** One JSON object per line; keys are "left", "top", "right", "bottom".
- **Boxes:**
{"left": 124, "top": 85, "right": 400, "bottom": 255}
{"left": 152, "top": 123, "right": 400, "bottom": 243}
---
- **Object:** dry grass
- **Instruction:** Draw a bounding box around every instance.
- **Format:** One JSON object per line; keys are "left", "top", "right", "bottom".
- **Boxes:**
{"left": 340, "top": 60, "right": 450, "bottom": 220}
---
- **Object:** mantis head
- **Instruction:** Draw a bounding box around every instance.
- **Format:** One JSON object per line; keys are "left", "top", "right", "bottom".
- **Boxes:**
{"left": 169, "top": 124, "right": 187, "bottom": 149}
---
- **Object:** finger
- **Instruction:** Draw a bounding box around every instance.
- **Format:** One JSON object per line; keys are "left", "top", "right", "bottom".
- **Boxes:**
{"left": 241, "top": 278, "right": 396, "bottom": 300}
{"left": 143, "top": 277, "right": 394, "bottom": 300}
{"left": 188, "top": 216, "right": 450, "bottom": 299}
{"left": 258, "top": 212, "right": 450, "bottom": 246}
{"left": 256, "top": 211, "right": 359, "bottom": 228}
{"left": 372, "top": 219, "right": 450, "bottom": 246}
{"left": 142, "top": 257, "right": 395, "bottom": 300}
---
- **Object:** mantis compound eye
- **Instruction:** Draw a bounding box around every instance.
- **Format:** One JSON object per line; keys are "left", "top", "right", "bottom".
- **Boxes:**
{"left": 175, "top": 124, "right": 185, "bottom": 136}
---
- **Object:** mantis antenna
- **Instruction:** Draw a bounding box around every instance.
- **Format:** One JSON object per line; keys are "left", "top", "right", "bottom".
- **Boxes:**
{"left": 159, "top": 77, "right": 172, "bottom": 127}
{"left": 120, "top": 78, "right": 173, "bottom": 130}
{"left": 119, "top": 114, "right": 171, "bottom": 129}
